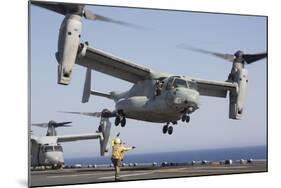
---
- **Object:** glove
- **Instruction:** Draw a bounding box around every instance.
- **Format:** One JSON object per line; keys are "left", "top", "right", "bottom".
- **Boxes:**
{"left": 132, "top": 146, "right": 136, "bottom": 149}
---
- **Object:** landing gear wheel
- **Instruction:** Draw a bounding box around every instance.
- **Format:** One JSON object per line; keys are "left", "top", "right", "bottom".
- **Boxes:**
{"left": 185, "top": 116, "right": 190, "bottom": 123}
{"left": 168, "top": 126, "right": 173, "bottom": 135}
{"left": 115, "top": 117, "right": 120, "bottom": 126}
{"left": 120, "top": 117, "right": 126, "bottom": 127}
{"left": 57, "top": 164, "right": 62, "bottom": 169}
{"left": 181, "top": 115, "right": 187, "bottom": 122}
{"left": 162, "top": 125, "right": 168, "bottom": 134}
{"left": 52, "top": 165, "right": 58, "bottom": 169}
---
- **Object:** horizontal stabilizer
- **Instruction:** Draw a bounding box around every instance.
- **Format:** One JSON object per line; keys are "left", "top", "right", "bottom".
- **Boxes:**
{"left": 57, "top": 133, "right": 103, "bottom": 142}
{"left": 90, "top": 91, "right": 112, "bottom": 99}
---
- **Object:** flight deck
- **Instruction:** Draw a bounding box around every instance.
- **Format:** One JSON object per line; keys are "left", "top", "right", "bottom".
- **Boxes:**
{"left": 30, "top": 160, "right": 267, "bottom": 187}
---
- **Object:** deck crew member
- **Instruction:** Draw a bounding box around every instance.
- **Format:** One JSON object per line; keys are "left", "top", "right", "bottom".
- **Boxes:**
{"left": 111, "top": 135, "right": 135, "bottom": 181}
{"left": 155, "top": 80, "right": 163, "bottom": 96}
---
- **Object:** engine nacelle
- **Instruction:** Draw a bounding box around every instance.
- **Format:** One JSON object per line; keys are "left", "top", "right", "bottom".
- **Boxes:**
{"left": 229, "top": 68, "right": 248, "bottom": 119}
{"left": 98, "top": 116, "right": 111, "bottom": 156}
{"left": 57, "top": 14, "right": 82, "bottom": 85}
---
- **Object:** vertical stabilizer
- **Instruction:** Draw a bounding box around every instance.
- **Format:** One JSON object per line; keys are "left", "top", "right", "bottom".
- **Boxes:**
{"left": 82, "top": 68, "right": 92, "bottom": 103}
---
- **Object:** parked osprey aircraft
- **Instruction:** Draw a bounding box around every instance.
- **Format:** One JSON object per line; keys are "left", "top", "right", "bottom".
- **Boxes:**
{"left": 31, "top": 118, "right": 111, "bottom": 168}
{"left": 32, "top": 1, "right": 267, "bottom": 135}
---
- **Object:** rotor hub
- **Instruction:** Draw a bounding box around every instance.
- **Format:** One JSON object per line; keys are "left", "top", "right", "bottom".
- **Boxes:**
{"left": 48, "top": 120, "right": 56, "bottom": 126}
{"left": 234, "top": 50, "right": 244, "bottom": 62}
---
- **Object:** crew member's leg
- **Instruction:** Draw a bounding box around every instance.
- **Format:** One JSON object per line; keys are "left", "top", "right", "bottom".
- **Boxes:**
{"left": 115, "top": 159, "right": 121, "bottom": 180}
{"left": 111, "top": 158, "right": 120, "bottom": 181}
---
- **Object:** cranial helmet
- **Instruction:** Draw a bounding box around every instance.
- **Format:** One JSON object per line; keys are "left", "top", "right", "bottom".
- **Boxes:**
{"left": 114, "top": 138, "right": 121, "bottom": 144}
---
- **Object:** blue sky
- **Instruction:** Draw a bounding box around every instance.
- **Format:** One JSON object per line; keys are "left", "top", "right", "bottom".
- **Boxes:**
{"left": 30, "top": 3, "right": 267, "bottom": 158}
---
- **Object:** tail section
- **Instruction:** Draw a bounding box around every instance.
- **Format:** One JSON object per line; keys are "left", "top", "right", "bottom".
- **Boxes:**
{"left": 57, "top": 110, "right": 113, "bottom": 156}
{"left": 82, "top": 68, "right": 117, "bottom": 103}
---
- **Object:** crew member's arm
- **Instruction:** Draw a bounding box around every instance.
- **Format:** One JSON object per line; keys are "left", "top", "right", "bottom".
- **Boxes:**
{"left": 121, "top": 146, "right": 136, "bottom": 152}
{"left": 111, "top": 139, "right": 115, "bottom": 147}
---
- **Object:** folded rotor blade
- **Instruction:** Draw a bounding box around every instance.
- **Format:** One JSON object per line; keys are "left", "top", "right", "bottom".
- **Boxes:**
{"left": 177, "top": 44, "right": 235, "bottom": 62}
{"left": 55, "top": 124, "right": 72, "bottom": 128}
{"left": 32, "top": 123, "right": 49, "bottom": 128}
{"left": 52, "top": 124, "right": 72, "bottom": 128}
{"left": 242, "top": 53, "right": 267, "bottom": 64}
{"left": 55, "top": 121, "right": 72, "bottom": 126}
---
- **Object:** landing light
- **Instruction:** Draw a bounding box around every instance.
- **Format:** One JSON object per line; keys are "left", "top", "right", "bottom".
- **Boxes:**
{"left": 188, "top": 106, "right": 194, "bottom": 112}
{"left": 174, "top": 97, "right": 182, "bottom": 104}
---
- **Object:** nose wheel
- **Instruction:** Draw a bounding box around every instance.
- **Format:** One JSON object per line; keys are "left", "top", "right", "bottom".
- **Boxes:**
{"left": 162, "top": 123, "right": 173, "bottom": 135}
{"left": 115, "top": 116, "right": 126, "bottom": 127}
{"left": 181, "top": 114, "right": 190, "bottom": 123}
{"left": 120, "top": 117, "right": 126, "bottom": 127}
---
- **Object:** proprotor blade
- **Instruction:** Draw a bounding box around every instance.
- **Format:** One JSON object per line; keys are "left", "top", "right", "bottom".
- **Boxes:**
{"left": 242, "top": 53, "right": 267, "bottom": 64}
{"left": 33, "top": 1, "right": 148, "bottom": 30}
{"left": 177, "top": 44, "right": 235, "bottom": 62}
{"left": 59, "top": 111, "right": 102, "bottom": 118}
{"left": 32, "top": 1, "right": 84, "bottom": 15}
{"left": 83, "top": 9, "right": 148, "bottom": 30}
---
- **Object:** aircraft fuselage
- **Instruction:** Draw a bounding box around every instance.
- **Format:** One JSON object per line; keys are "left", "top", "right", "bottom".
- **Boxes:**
{"left": 115, "top": 76, "right": 199, "bottom": 123}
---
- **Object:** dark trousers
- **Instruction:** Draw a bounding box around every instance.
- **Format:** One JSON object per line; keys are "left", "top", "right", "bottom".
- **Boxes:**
{"left": 111, "top": 158, "right": 121, "bottom": 180}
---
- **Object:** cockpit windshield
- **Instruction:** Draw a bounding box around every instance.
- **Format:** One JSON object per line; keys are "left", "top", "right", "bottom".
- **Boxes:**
{"left": 44, "top": 145, "right": 63, "bottom": 152}
{"left": 54, "top": 145, "right": 63, "bottom": 152}
{"left": 173, "top": 79, "right": 188, "bottom": 88}
{"left": 44, "top": 146, "right": 53, "bottom": 152}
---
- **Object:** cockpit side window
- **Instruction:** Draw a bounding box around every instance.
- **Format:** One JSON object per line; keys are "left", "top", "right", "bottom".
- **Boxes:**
{"left": 44, "top": 146, "right": 54, "bottom": 152}
{"left": 54, "top": 145, "right": 63, "bottom": 152}
{"left": 166, "top": 78, "right": 172, "bottom": 90}
{"left": 188, "top": 81, "right": 198, "bottom": 90}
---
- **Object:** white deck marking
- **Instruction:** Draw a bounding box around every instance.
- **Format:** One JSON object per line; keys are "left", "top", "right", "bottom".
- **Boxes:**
{"left": 47, "top": 172, "right": 112, "bottom": 178}
{"left": 98, "top": 171, "right": 154, "bottom": 180}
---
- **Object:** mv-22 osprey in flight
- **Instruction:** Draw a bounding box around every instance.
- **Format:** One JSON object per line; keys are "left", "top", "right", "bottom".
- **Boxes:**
{"left": 32, "top": 1, "right": 267, "bottom": 135}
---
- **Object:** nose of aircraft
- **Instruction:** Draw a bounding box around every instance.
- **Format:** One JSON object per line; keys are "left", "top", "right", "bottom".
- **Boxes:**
{"left": 45, "top": 152, "right": 64, "bottom": 165}
{"left": 172, "top": 88, "right": 199, "bottom": 112}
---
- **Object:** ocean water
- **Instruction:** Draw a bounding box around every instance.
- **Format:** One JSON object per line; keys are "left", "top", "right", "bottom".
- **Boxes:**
{"left": 65, "top": 145, "right": 267, "bottom": 165}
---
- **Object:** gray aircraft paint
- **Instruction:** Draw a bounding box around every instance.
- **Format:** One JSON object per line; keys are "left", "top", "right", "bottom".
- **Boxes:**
{"left": 31, "top": 2, "right": 267, "bottom": 137}
{"left": 31, "top": 118, "right": 111, "bottom": 167}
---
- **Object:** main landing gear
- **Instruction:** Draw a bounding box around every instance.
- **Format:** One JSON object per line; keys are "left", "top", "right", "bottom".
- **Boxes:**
{"left": 162, "top": 115, "right": 191, "bottom": 135}
{"left": 181, "top": 114, "right": 190, "bottom": 123}
{"left": 115, "top": 116, "right": 126, "bottom": 127}
{"left": 114, "top": 110, "right": 126, "bottom": 127}
{"left": 162, "top": 122, "right": 177, "bottom": 135}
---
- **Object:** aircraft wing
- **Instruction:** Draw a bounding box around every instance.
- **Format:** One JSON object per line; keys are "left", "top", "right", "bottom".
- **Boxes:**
{"left": 57, "top": 133, "right": 103, "bottom": 142}
{"left": 191, "top": 78, "right": 238, "bottom": 97}
{"left": 76, "top": 44, "right": 154, "bottom": 83}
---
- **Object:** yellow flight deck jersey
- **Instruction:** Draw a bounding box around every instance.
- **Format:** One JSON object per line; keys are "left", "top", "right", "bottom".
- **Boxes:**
{"left": 111, "top": 139, "right": 133, "bottom": 160}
